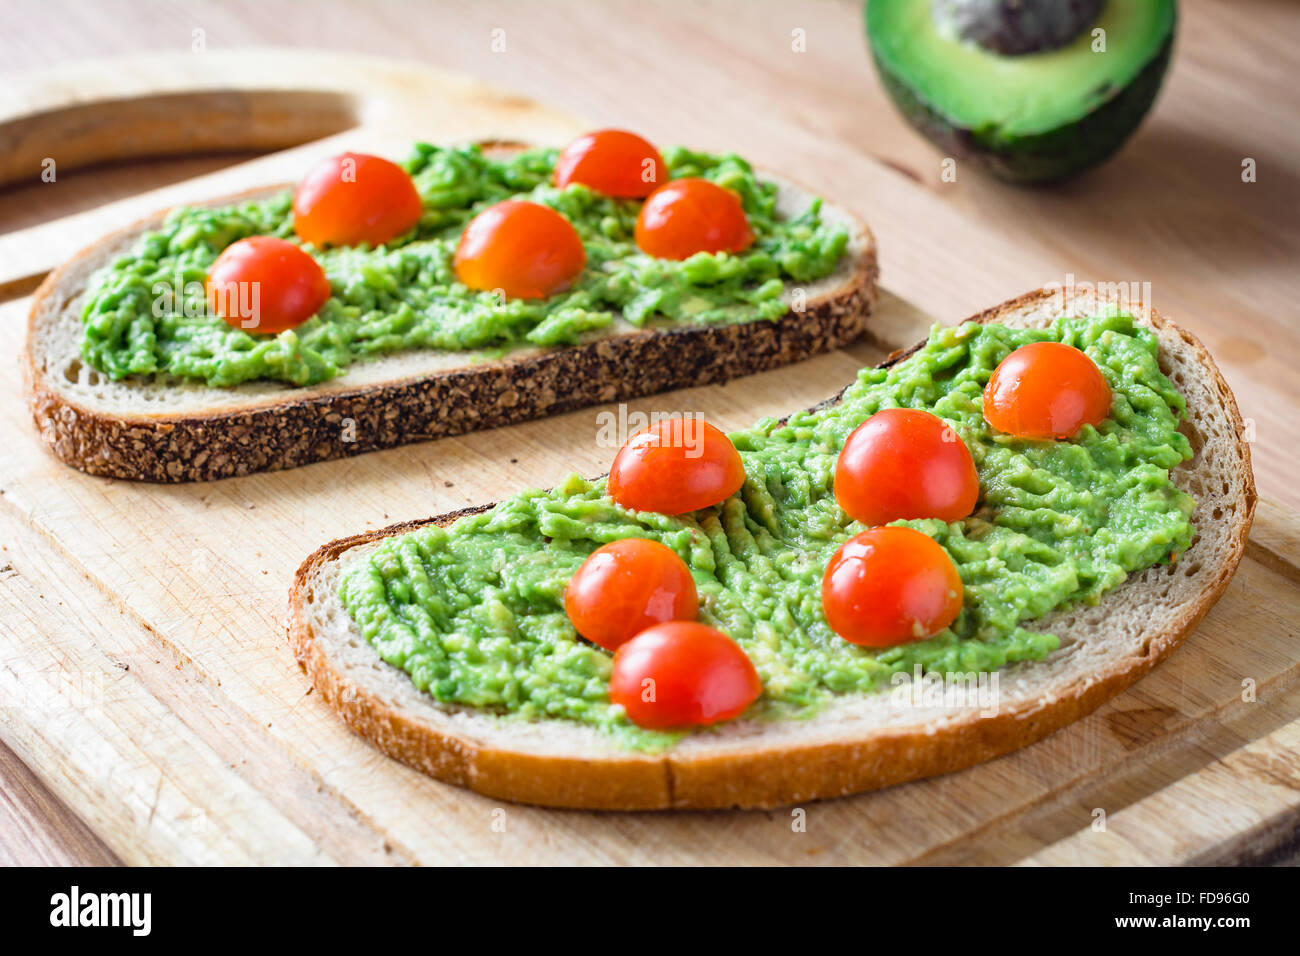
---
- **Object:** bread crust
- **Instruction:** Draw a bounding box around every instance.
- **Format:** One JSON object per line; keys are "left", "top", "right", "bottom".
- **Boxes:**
{"left": 23, "top": 151, "right": 878, "bottom": 482}
{"left": 286, "top": 290, "right": 1256, "bottom": 810}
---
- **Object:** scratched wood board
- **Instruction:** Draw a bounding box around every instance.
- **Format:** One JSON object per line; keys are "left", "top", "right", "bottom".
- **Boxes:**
{"left": 0, "top": 51, "right": 1297, "bottom": 865}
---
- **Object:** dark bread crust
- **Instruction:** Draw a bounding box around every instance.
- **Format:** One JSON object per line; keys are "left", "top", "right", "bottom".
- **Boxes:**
{"left": 24, "top": 156, "right": 878, "bottom": 482}
{"left": 286, "top": 290, "right": 1256, "bottom": 810}
{"left": 29, "top": 284, "right": 874, "bottom": 482}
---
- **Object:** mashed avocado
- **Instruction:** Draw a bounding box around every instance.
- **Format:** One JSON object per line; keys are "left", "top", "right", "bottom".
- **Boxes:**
{"left": 79, "top": 144, "right": 851, "bottom": 387}
{"left": 337, "top": 313, "right": 1195, "bottom": 751}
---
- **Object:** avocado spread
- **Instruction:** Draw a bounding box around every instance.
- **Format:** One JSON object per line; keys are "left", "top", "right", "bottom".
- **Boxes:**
{"left": 338, "top": 313, "right": 1195, "bottom": 751}
{"left": 79, "top": 144, "right": 850, "bottom": 387}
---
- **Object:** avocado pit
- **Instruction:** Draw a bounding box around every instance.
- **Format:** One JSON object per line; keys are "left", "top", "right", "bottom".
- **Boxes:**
{"left": 933, "top": 0, "right": 1104, "bottom": 56}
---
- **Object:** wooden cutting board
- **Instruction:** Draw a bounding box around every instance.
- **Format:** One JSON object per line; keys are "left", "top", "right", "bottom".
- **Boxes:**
{"left": 1, "top": 51, "right": 1297, "bottom": 866}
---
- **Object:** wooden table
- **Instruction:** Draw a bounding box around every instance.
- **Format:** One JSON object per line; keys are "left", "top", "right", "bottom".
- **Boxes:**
{"left": 1, "top": 0, "right": 1297, "bottom": 865}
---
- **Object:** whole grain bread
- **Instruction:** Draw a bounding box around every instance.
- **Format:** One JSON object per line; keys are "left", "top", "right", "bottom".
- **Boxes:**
{"left": 286, "top": 287, "right": 1255, "bottom": 810}
{"left": 24, "top": 144, "right": 877, "bottom": 482}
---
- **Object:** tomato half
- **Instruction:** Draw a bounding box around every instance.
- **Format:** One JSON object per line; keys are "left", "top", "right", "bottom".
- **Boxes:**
{"left": 564, "top": 539, "right": 699, "bottom": 651}
{"left": 609, "top": 622, "right": 761, "bottom": 729}
{"left": 608, "top": 418, "right": 745, "bottom": 515}
{"left": 634, "top": 178, "right": 755, "bottom": 260}
{"left": 453, "top": 200, "right": 586, "bottom": 300}
{"left": 834, "top": 408, "right": 979, "bottom": 526}
{"left": 293, "top": 152, "right": 423, "bottom": 247}
{"left": 821, "top": 526, "right": 963, "bottom": 647}
{"left": 554, "top": 129, "right": 666, "bottom": 198}
{"left": 205, "top": 237, "right": 331, "bottom": 334}
{"left": 984, "top": 341, "right": 1112, "bottom": 440}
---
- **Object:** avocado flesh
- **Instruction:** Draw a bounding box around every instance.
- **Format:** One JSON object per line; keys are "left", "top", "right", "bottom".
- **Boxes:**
{"left": 867, "top": 0, "right": 1176, "bottom": 182}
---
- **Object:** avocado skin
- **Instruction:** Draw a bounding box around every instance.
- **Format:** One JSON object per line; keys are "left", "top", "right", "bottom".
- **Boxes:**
{"left": 868, "top": 4, "right": 1176, "bottom": 184}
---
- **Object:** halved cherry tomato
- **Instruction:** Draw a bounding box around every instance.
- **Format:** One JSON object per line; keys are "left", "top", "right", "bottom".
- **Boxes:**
{"left": 565, "top": 539, "right": 699, "bottom": 651}
{"left": 293, "top": 152, "right": 422, "bottom": 247}
{"left": 205, "top": 237, "right": 331, "bottom": 334}
{"left": 984, "top": 341, "right": 1111, "bottom": 440}
{"left": 453, "top": 200, "right": 586, "bottom": 300}
{"left": 608, "top": 418, "right": 745, "bottom": 515}
{"left": 554, "top": 129, "right": 666, "bottom": 199}
{"left": 834, "top": 408, "right": 979, "bottom": 526}
{"left": 610, "top": 621, "right": 761, "bottom": 729}
{"left": 821, "top": 526, "right": 963, "bottom": 647}
{"left": 634, "top": 178, "right": 755, "bottom": 260}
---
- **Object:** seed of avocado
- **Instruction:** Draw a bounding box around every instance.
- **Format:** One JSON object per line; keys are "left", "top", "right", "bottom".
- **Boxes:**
{"left": 865, "top": 0, "right": 1177, "bottom": 183}
{"left": 933, "top": 0, "right": 1104, "bottom": 56}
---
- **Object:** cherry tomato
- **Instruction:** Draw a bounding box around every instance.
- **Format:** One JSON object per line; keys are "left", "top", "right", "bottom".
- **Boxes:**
{"left": 205, "top": 237, "right": 331, "bottom": 334}
{"left": 608, "top": 418, "right": 745, "bottom": 515}
{"left": 609, "top": 622, "right": 761, "bottom": 729}
{"left": 453, "top": 200, "right": 586, "bottom": 300}
{"left": 821, "top": 526, "right": 963, "bottom": 647}
{"left": 634, "top": 178, "right": 755, "bottom": 260}
{"left": 564, "top": 539, "right": 699, "bottom": 651}
{"left": 293, "top": 152, "right": 422, "bottom": 247}
{"left": 984, "top": 341, "right": 1111, "bottom": 440}
{"left": 834, "top": 408, "right": 979, "bottom": 526}
{"left": 554, "top": 129, "right": 666, "bottom": 199}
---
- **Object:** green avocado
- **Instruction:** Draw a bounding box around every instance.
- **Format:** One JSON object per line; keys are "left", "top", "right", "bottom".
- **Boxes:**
{"left": 866, "top": 0, "right": 1177, "bottom": 182}
{"left": 78, "top": 144, "right": 850, "bottom": 388}
{"left": 338, "top": 313, "right": 1195, "bottom": 751}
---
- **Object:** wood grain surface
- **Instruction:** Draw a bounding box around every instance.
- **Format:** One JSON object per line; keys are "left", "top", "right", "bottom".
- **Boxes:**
{"left": 0, "top": 0, "right": 1297, "bottom": 865}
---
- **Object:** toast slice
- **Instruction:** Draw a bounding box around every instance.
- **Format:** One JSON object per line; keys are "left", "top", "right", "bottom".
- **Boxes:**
{"left": 24, "top": 144, "right": 877, "bottom": 482}
{"left": 287, "top": 287, "right": 1255, "bottom": 810}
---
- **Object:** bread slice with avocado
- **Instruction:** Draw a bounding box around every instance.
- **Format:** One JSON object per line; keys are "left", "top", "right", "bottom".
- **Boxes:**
{"left": 286, "top": 287, "right": 1255, "bottom": 810}
{"left": 24, "top": 142, "right": 876, "bottom": 483}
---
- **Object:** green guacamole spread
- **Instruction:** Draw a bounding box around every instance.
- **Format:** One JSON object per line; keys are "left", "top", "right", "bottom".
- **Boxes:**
{"left": 78, "top": 144, "right": 851, "bottom": 387}
{"left": 337, "top": 313, "right": 1195, "bottom": 751}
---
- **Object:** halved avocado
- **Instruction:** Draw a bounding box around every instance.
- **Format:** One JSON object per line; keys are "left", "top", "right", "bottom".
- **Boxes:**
{"left": 866, "top": 0, "right": 1177, "bottom": 183}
